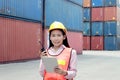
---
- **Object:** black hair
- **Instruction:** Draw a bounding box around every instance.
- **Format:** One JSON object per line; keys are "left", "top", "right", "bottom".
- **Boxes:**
{"left": 48, "top": 29, "right": 70, "bottom": 48}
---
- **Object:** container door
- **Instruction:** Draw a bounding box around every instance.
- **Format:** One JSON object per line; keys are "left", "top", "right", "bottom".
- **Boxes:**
{"left": 104, "top": 36, "right": 117, "bottom": 50}
{"left": 91, "top": 22, "right": 103, "bottom": 36}
{"left": 83, "top": 22, "right": 90, "bottom": 36}
{"left": 104, "top": 21, "right": 117, "bottom": 36}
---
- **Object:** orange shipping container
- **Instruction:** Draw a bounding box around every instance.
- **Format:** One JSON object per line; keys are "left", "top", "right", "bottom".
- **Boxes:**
{"left": 104, "top": 7, "right": 116, "bottom": 21}
{"left": 83, "top": 0, "right": 91, "bottom": 7}
{"left": 0, "top": 17, "right": 42, "bottom": 63}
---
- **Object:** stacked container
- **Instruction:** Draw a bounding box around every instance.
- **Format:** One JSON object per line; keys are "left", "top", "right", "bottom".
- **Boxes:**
{"left": 104, "top": 0, "right": 120, "bottom": 50}
{"left": 91, "top": 0, "right": 104, "bottom": 50}
{"left": 0, "top": 0, "right": 83, "bottom": 63}
{"left": 0, "top": 0, "right": 43, "bottom": 63}
{"left": 83, "top": 0, "right": 120, "bottom": 50}
{"left": 83, "top": 0, "right": 91, "bottom": 50}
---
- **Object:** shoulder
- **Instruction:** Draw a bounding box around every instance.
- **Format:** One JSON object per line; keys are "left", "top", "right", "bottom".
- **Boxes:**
{"left": 71, "top": 49, "right": 77, "bottom": 55}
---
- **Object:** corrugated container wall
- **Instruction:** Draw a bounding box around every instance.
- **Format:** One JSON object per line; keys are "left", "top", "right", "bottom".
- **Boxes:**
{"left": 92, "top": 0, "right": 104, "bottom": 7}
{"left": 91, "top": 36, "right": 103, "bottom": 50}
{"left": 92, "top": 8, "right": 104, "bottom": 21}
{"left": 0, "top": 0, "right": 42, "bottom": 21}
{"left": 104, "top": 21, "right": 117, "bottom": 36}
{"left": 83, "top": 36, "right": 90, "bottom": 50}
{"left": 45, "top": 0, "right": 83, "bottom": 31}
{"left": 104, "top": 36, "right": 117, "bottom": 50}
{"left": 91, "top": 22, "right": 103, "bottom": 36}
{"left": 104, "top": 7, "right": 116, "bottom": 21}
{"left": 83, "top": 22, "right": 90, "bottom": 36}
{"left": 104, "top": 0, "right": 116, "bottom": 7}
{"left": 83, "top": 8, "right": 90, "bottom": 21}
{"left": 68, "top": 0, "right": 83, "bottom": 6}
{"left": 83, "top": 0, "right": 91, "bottom": 7}
{"left": 0, "top": 17, "right": 41, "bottom": 63}
{"left": 117, "top": 35, "right": 120, "bottom": 50}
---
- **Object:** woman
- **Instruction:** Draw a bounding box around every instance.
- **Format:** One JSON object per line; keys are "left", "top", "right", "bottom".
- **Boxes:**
{"left": 39, "top": 21, "right": 77, "bottom": 80}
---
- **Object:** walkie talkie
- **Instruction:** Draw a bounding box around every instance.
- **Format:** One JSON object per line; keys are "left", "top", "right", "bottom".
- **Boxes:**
{"left": 39, "top": 41, "right": 45, "bottom": 52}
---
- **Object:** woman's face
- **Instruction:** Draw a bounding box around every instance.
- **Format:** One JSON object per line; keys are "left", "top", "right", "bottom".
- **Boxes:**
{"left": 50, "top": 29, "right": 66, "bottom": 48}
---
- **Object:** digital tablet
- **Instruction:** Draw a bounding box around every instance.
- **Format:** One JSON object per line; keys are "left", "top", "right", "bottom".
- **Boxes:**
{"left": 41, "top": 56, "right": 58, "bottom": 73}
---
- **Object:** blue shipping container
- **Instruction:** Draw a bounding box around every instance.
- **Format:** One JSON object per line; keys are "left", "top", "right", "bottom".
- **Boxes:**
{"left": 83, "top": 8, "right": 90, "bottom": 21}
{"left": 91, "top": 22, "right": 103, "bottom": 36}
{"left": 92, "top": 0, "right": 104, "bottom": 7}
{"left": 67, "top": 0, "right": 83, "bottom": 6}
{"left": 104, "top": 21, "right": 117, "bottom": 36}
{"left": 104, "top": 0, "right": 116, "bottom": 7}
{"left": 104, "top": 36, "right": 117, "bottom": 50}
{"left": 46, "top": 0, "right": 83, "bottom": 31}
{"left": 83, "top": 22, "right": 90, "bottom": 36}
{"left": 0, "top": 0, "right": 42, "bottom": 21}
{"left": 117, "top": 22, "right": 120, "bottom": 35}
{"left": 117, "top": 35, "right": 120, "bottom": 50}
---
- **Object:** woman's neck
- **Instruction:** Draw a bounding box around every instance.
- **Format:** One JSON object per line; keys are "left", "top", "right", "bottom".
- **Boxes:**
{"left": 52, "top": 45, "right": 62, "bottom": 51}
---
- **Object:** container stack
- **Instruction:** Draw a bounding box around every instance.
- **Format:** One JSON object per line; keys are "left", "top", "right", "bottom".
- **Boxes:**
{"left": 83, "top": 0, "right": 120, "bottom": 50}
{"left": 83, "top": 0, "right": 91, "bottom": 50}
{"left": 0, "top": 0, "right": 43, "bottom": 63}
{"left": 104, "top": 0, "right": 120, "bottom": 50}
{"left": 0, "top": 0, "right": 84, "bottom": 63}
{"left": 91, "top": 0, "right": 104, "bottom": 50}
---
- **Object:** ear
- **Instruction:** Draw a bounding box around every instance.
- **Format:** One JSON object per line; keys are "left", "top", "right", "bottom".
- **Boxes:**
{"left": 63, "top": 35, "right": 66, "bottom": 40}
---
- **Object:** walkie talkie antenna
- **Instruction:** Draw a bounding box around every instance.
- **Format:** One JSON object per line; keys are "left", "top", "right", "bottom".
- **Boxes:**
{"left": 39, "top": 41, "right": 45, "bottom": 52}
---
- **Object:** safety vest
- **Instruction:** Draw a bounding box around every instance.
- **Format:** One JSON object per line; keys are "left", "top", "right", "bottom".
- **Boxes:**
{"left": 44, "top": 48, "right": 72, "bottom": 80}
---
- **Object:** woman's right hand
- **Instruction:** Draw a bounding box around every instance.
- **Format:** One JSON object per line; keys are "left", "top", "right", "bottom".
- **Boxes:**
{"left": 39, "top": 50, "right": 47, "bottom": 57}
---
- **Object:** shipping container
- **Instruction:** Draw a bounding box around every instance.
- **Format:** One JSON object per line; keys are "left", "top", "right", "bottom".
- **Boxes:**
{"left": 104, "top": 36, "right": 117, "bottom": 50}
{"left": 92, "top": 8, "right": 104, "bottom": 21}
{"left": 117, "top": 7, "right": 120, "bottom": 21}
{"left": 45, "top": 0, "right": 83, "bottom": 31}
{"left": 104, "top": 7, "right": 116, "bottom": 21}
{"left": 104, "top": 21, "right": 117, "bottom": 36}
{"left": 83, "top": 0, "right": 91, "bottom": 7}
{"left": 44, "top": 29, "right": 83, "bottom": 54}
{"left": 83, "top": 36, "right": 90, "bottom": 50}
{"left": 117, "top": 35, "right": 120, "bottom": 50}
{"left": 104, "top": 0, "right": 116, "bottom": 7}
{"left": 92, "top": 0, "right": 104, "bottom": 7}
{"left": 117, "top": 21, "right": 120, "bottom": 35}
{"left": 91, "top": 36, "right": 103, "bottom": 50}
{"left": 91, "top": 22, "right": 103, "bottom": 36}
{"left": 67, "top": 0, "right": 83, "bottom": 6}
{"left": 83, "top": 22, "right": 90, "bottom": 36}
{"left": 0, "top": 0, "right": 42, "bottom": 21}
{"left": 0, "top": 17, "right": 42, "bottom": 63}
{"left": 83, "top": 8, "right": 90, "bottom": 21}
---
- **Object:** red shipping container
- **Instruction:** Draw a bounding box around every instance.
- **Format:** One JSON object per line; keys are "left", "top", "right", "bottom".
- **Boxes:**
{"left": 91, "top": 36, "right": 103, "bottom": 50}
{"left": 83, "top": 0, "right": 91, "bottom": 7}
{"left": 117, "top": 7, "right": 120, "bottom": 21}
{"left": 0, "top": 17, "right": 42, "bottom": 63}
{"left": 92, "top": 8, "right": 104, "bottom": 21}
{"left": 104, "top": 7, "right": 116, "bottom": 21}
{"left": 44, "top": 29, "right": 83, "bottom": 54}
{"left": 83, "top": 36, "right": 90, "bottom": 50}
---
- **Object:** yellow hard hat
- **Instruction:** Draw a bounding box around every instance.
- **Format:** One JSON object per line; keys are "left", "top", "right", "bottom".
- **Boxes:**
{"left": 49, "top": 21, "right": 67, "bottom": 33}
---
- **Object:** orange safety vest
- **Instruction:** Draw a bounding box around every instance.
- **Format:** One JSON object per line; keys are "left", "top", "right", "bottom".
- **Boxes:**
{"left": 44, "top": 48, "right": 72, "bottom": 80}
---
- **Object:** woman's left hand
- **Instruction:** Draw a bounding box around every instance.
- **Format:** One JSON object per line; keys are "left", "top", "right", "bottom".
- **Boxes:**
{"left": 54, "top": 66, "right": 68, "bottom": 76}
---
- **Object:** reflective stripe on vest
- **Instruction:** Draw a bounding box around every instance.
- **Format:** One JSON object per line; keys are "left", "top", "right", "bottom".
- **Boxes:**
{"left": 44, "top": 48, "right": 72, "bottom": 80}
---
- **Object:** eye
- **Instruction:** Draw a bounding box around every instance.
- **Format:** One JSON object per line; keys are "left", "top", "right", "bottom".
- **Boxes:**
{"left": 57, "top": 34, "right": 61, "bottom": 37}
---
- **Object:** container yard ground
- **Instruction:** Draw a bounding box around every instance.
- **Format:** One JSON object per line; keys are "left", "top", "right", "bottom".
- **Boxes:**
{"left": 0, "top": 50, "right": 120, "bottom": 80}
